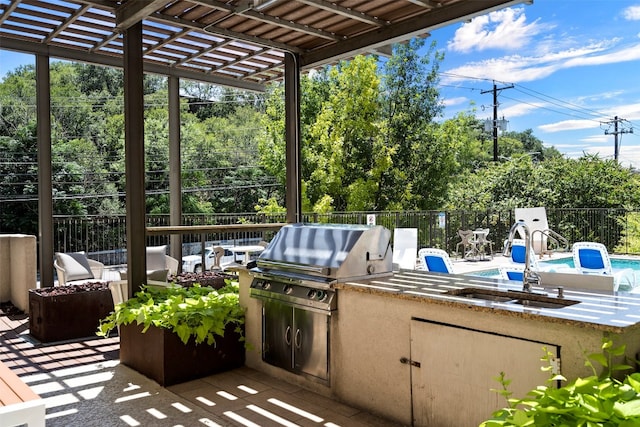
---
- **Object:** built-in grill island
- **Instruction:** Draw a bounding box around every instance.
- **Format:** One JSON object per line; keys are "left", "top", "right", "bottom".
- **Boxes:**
{"left": 249, "top": 223, "right": 393, "bottom": 382}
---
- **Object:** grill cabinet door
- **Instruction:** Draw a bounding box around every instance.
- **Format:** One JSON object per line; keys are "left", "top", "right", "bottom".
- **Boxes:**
{"left": 263, "top": 300, "right": 294, "bottom": 370}
{"left": 293, "top": 307, "right": 329, "bottom": 380}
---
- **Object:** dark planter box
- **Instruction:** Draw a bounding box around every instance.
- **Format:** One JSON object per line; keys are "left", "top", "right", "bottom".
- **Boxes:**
{"left": 119, "top": 322, "right": 245, "bottom": 386}
{"left": 28, "top": 285, "right": 114, "bottom": 343}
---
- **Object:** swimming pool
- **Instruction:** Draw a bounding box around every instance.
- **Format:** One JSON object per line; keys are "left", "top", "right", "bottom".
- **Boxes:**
{"left": 468, "top": 256, "right": 640, "bottom": 279}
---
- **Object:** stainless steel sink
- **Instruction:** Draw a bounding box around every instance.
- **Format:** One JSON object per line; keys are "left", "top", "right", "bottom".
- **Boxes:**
{"left": 446, "top": 287, "right": 516, "bottom": 302}
{"left": 446, "top": 287, "right": 579, "bottom": 309}
{"left": 508, "top": 297, "right": 580, "bottom": 309}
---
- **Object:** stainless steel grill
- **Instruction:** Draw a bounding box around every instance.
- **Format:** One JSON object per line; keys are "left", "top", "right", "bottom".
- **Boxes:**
{"left": 249, "top": 223, "right": 393, "bottom": 381}
{"left": 251, "top": 222, "right": 393, "bottom": 290}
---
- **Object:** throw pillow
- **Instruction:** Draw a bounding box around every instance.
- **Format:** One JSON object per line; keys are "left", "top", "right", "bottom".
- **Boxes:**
{"left": 56, "top": 252, "right": 94, "bottom": 282}
{"left": 146, "top": 245, "right": 167, "bottom": 271}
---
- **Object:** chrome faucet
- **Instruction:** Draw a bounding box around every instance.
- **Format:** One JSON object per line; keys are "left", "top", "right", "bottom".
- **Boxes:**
{"left": 503, "top": 220, "right": 541, "bottom": 292}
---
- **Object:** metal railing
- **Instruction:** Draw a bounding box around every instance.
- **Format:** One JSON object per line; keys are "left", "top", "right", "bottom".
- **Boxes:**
{"left": 51, "top": 208, "right": 639, "bottom": 265}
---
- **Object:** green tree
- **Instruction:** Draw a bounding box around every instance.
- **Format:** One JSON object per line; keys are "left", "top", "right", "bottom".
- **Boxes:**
{"left": 258, "top": 72, "right": 334, "bottom": 212}
{"left": 307, "top": 55, "right": 386, "bottom": 211}
{"left": 0, "top": 125, "right": 39, "bottom": 234}
{"left": 440, "top": 112, "right": 491, "bottom": 173}
{"left": 53, "top": 138, "right": 121, "bottom": 215}
{"left": 379, "top": 39, "right": 447, "bottom": 210}
{"left": 502, "top": 128, "right": 562, "bottom": 161}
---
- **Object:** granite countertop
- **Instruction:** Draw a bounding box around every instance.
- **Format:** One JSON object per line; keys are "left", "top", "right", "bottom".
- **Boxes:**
{"left": 335, "top": 270, "right": 640, "bottom": 332}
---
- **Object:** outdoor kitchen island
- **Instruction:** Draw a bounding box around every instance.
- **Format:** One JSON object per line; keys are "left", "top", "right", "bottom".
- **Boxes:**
{"left": 237, "top": 227, "right": 640, "bottom": 426}
{"left": 239, "top": 269, "right": 640, "bottom": 426}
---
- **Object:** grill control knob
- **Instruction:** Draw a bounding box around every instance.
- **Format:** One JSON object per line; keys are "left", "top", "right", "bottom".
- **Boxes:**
{"left": 284, "top": 285, "right": 293, "bottom": 294}
{"left": 307, "top": 289, "right": 317, "bottom": 299}
{"left": 316, "top": 290, "right": 327, "bottom": 301}
{"left": 263, "top": 282, "right": 271, "bottom": 290}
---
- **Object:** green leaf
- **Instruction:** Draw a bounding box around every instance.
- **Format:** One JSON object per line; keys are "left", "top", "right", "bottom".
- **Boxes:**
{"left": 588, "top": 354, "right": 607, "bottom": 368}
{"left": 96, "top": 281, "right": 244, "bottom": 346}
{"left": 615, "top": 399, "right": 640, "bottom": 418}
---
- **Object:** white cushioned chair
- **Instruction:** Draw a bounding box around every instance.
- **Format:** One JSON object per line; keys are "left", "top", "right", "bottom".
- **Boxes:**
{"left": 119, "top": 245, "right": 180, "bottom": 282}
{"left": 54, "top": 252, "right": 106, "bottom": 286}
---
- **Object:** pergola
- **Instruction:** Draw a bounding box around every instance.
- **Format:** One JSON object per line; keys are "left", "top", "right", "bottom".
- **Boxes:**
{"left": 0, "top": 0, "right": 528, "bottom": 293}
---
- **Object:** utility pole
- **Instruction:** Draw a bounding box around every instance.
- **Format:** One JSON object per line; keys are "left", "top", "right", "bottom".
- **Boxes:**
{"left": 603, "top": 116, "right": 633, "bottom": 161}
{"left": 481, "top": 81, "right": 514, "bottom": 161}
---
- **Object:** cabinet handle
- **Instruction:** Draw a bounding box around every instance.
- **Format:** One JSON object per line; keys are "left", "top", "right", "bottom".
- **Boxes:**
{"left": 400, "top": 357, "right": 421, "bottom": 368}
{"left": 285, "top": 326, "right": 292, "bottom": 346}
{"left": 295, "top": 329, "right": 301, "bottom": 349}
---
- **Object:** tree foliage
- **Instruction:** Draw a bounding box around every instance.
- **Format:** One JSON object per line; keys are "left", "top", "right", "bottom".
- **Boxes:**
{"left": 1, "top": 44, "right": 639, "bottom": 237}
{"left": 378, "top": 39, "right": 448, "bottom": 210}
{"left": 445, "top": 154, "right": 640, "bottom": 212}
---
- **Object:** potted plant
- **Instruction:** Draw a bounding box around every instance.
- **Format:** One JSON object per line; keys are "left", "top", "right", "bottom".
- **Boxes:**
{"left": 481, "top": 338, "right": 640, "bottom": 426}
{"left": 29, "top": 281, "right": 114, "bottom": 343}
{"left": 97, "top": 281, "right": 245, "bottom": 386}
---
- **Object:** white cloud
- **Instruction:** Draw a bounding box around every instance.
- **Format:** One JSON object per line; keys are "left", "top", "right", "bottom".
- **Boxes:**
{"left": 623, "top": 5, "right": 640, "bottom": 20}
{"left": 448, "top": 8, "right": 550, "bottom": 53}
{"left": 603, "top": 102, "right": 640, "bottom": 121}
{"left": 442, "top": 96, "right": 469, "bottom": 107}
{"left": 580, "top": 135, "right": 610, "bottom": 144}
{"left": 538, "top": 119, "right": 601, "bottom": 133}
{"left": 576, "top": 90, "right": 626, "bottom": 103}
{"left": 442, "top": 39, "right": 633, "bottom": 84}
{"left": 501, "top": 102, "right": 546, "bottom": 118}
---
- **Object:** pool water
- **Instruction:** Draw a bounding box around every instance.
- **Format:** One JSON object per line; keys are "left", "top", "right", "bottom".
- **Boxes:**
{"left": 469, "top": 256, "right": 640, "bottom": 279}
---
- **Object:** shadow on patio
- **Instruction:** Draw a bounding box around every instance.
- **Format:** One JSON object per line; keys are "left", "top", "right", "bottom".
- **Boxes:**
{"left": 0, "top": 303, "right": 400, "bottom": 427}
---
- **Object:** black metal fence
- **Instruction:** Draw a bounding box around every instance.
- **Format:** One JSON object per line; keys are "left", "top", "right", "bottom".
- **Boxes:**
{"left": 52, "top": 208, "right": 639, "bottom": 265}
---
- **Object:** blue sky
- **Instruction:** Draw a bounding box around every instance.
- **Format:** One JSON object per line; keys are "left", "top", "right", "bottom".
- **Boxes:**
{"left": 429, "top": 0, "right": 640, "bottom": 168}
{"left": 2, "top": 0, "right": 639, "bottom": 167}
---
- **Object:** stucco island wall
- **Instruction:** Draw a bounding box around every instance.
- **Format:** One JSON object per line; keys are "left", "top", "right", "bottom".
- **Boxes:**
{"left": 332, "top": 270, "right": 640, "bottom": 426}
{"left": 238, "top": 268, "right": 640, "bottom": 426}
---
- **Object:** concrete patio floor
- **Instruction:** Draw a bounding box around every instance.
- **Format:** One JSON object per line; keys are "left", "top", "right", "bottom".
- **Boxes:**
{"left": 0, "top": 305, "right": 401, "bottom": 427}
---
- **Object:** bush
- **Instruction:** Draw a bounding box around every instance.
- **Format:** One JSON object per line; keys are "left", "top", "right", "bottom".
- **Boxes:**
{"left": 481, "top": 339, "right": 640, "bottom": 426}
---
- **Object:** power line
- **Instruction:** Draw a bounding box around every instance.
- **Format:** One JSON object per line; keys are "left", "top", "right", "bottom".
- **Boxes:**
{"left": 499, "top": 94, "right": 603, "bottom": 124}
{"left": 438, "top": 71, "right": 625, "bottom": 126}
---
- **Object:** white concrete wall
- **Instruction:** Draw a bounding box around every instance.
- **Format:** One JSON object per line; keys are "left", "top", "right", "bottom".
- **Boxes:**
{"left": 0, "top": 234, "right": 37, "bottom": 313}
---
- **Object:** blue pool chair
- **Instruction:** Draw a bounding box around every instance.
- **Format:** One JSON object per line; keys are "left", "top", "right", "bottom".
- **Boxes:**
{"left": 418, "top": 248, "right": 454, "bottom": 274}
{"left": 499, "top": 267, "right": 525, "bottom": 282}
{"left": 572, "top": 242, "right": 635, "bottom": 291}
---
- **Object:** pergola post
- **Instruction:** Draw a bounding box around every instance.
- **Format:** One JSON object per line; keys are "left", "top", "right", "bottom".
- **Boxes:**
{"left": 36, "top": 54, "right": 54, "bottom": 288}
{"left": 168, "top": 76, "right": 182, "bottom": 265}
{"left": 123, "top": 21, "right": 147, "bottom": 295}
{"left": 284, "top": 52, "right": 301, "bottom": 223}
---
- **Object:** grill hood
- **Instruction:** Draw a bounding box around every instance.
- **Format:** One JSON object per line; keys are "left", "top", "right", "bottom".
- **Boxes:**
{"left": 255, "top": 223, "right": 393, "bottom": 283}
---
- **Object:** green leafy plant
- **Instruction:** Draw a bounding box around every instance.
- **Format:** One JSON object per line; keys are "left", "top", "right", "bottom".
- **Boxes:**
{"left": 481, "top": 338, "right": 640, "bottom": 426}
{"left": 97, "top": 281, "right": 244, "bottom": 345}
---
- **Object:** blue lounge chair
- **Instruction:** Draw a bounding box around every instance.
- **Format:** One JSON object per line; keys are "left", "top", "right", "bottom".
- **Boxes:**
{"left": 572, "top": 242, "right": 635, "bottom": 291}
{"left": 501, "top": 239, "right": 570, "bottom": 283}
{"left": 418, "top": 248, "right": 454, "bottom": 274}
